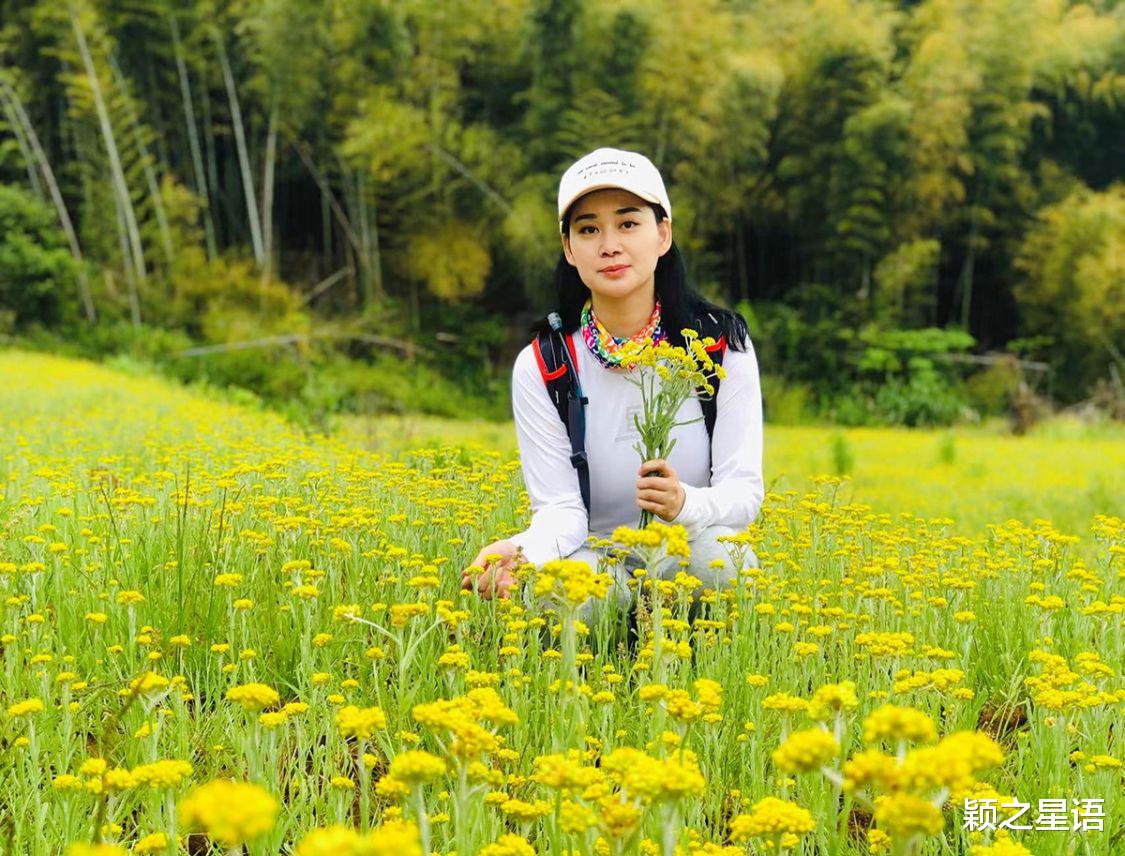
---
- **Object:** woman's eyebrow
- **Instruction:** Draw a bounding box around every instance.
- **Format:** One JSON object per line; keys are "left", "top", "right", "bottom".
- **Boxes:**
{"left": 573, "top": 206, "right": 642, "bottom": 222}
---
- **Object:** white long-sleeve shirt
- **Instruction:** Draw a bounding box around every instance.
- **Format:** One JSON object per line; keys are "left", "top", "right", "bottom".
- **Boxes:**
{"left": 508, "top": 328, "right": 764, "bottom": 565}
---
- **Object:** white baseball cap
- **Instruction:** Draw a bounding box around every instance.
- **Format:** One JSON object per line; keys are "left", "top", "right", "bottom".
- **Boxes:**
{"left": 557, "top": 147, "right": 671, "bottom": 231}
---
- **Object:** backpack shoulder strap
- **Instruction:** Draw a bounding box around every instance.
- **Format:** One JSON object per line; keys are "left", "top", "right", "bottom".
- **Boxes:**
{"left": 532, "top": 328, "right": 590, "bottom": 514}
{"left": 532, "top": 330, "right": 571, "bottom": 425}
{"left": 693, "top": 311, "right": 728, "bottom": 443}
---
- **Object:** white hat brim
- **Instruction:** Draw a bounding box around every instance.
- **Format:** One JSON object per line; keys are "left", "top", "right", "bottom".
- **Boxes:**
{"left": 558, "top": 183, "right": 665, "bottom": 223}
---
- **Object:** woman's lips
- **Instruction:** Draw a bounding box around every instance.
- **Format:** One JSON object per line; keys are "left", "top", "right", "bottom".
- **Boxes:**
{"left": 601, "top": 265, "right": 629, "bottom": 278}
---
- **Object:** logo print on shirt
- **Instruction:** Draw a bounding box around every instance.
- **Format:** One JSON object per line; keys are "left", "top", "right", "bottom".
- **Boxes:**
{"left": 615, "top": 405, "right": 642, "bottom": 443}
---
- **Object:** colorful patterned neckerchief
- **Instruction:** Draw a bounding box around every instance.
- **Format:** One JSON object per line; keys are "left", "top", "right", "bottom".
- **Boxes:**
{"left": 580, "top": 298, "right": 667, "bottom": 370}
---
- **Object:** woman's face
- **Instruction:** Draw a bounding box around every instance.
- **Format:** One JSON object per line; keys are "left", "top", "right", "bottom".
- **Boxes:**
{"left": 561, "top": 188, "right": 672, "bottom": 302}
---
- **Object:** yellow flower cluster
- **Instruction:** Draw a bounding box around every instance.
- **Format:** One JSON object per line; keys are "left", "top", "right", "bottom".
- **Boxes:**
{"left": 862, "top": 705, "right": 938, "bottom": 745}
{"left": 336, "top": 705, "right": 388, "bottom": 740}
{"left": 1024, "top": 649, "right": 1123, "bottom": 711}
{"left": 531, "top": 751, "right": 602, "bottom": 792}
{"left": 499, "top": 797, "right": 551, "bottom": 823}
{"left": 6, "top": 698, "right": 44, "bottom": 718}
{"left": 386, "top": 750, "right": 446, "bottom": 786}
{"left": 637, "top": 678, "right": 723, "bottom": 725}
{"left": 294, "top": 821, "right": 422, "bottom": 856}
{"left": 617, "top": 328, "right": 726, "bottom": 393}
{"left": 892, "top": 668, "right": 966, "bottom": 695}
{"left": 132, "top": 833, "right": 171, "bottom": 855}
{"left": 225, "top": 682, "right": 280, "bottom": 712}
{"left": 854, "top": 631, "right": 915, "bottom": 657}
{"left": 612, "top": 521, "right": 691, "bottom": 558}
{"left": 873, "top": 792, "right": 943, "bottom": 839}
{"left": 410, "top": 689, "right": 517, "bottom": 762}
{"left": 533, "top": 559, "right": 612, "bottom": 606}
{"left": 178, "top": 780, "right": 278, "bottom": 847}
{"left": 772, "top": 728, "right": 840, "bottom": 773}
{"left": 969, "top": 832, "right": 1034, "bottom": 856}
{"left": 131, "top": 760, "right": 193, "bottom": 789}
{"left": 600, "top": 747, "right": 706, "bottom": 803}
{"left": 478, "top": 834, "right": 537, "bottom": 856}
{"left": 729, "top": 797, "right": 815, "bottom": 841}
{"left": 807, "top": 681, "right": 859, "bottom": 720}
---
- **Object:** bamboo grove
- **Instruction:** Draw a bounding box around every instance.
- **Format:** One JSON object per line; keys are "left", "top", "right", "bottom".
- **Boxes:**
{"left": 0, "top": 0, "right": 1123, "bottom": 401}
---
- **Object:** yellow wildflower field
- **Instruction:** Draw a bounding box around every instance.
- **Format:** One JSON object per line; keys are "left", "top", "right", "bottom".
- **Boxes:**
{"left": 0, "top": 349, "right": 1120, "bottom": 856}
{"left": 345, "top": 413, "right": 1123, "bottom": 540}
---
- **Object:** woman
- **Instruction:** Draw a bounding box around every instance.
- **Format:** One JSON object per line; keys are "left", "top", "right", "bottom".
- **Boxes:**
{"left": 461, "top": 147, "right": 763, "bottom": 619}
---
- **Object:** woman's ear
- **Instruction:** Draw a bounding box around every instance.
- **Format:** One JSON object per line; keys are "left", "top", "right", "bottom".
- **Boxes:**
{"left": 561, "top": 233, "right": 576, "bottom": 267}
{"left": 657, "top": 218, "right": 673, "bottom": 257}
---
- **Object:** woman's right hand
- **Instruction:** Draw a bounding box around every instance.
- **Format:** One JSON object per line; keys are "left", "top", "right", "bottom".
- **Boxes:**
{"left": 460, "top": 539, "right": 522, "bottom": 600}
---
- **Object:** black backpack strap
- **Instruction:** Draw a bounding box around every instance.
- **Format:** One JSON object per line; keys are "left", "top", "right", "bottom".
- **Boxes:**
{"left": 693, "top": 312, "right": 728, "bottom": 444}
{"left": 532, "top": 328, "right": 591, "bottom": 514}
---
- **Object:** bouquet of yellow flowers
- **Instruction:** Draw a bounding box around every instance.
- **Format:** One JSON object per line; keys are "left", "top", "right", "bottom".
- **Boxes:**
{"left": 617, "top": 328, "right": 726, "bottom": 528}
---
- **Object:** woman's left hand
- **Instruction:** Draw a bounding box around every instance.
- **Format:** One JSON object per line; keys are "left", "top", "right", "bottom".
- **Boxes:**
{"left": 636, "top": 458, "right": 686, "bottom": 522}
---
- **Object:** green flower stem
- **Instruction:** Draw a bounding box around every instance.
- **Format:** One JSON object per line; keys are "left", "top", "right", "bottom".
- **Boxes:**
{"left": 357, "top": 737, "right": 370, "bottom": 831}
{"left": 412, "top": 785, "right": 431, "bottom": 855}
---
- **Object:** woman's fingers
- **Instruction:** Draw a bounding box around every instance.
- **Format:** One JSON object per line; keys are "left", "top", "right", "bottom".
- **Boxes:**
{"left": 476, "top": 567, "right": 513, "bottom": 600}
{"left": 639, "top": 458, "right": 677, "bottom": 477}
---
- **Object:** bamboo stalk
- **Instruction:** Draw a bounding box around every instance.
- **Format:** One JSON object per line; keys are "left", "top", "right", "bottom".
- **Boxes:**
{"left": 356, "top": 169, "right": 372, "bottom": 306}
{"left": 293, "top": 141, "right": 363, "bottom": 257}
{"left": 261, "top": 96, "right": 278, "bottom": 281}
{"left": 69, "top": 1, "right": 148, "bottom": 293}
{"left": 301, "top": 267, "right": 353, "bottom": 307}
{"left": 214, "top": 32, "right": 265, "bottom": 266}
{"left": 113, "top": 183, "right": 142, "bottom": 326}
{"left": 0, "top": 88, "right": 44, "bottom": 201}
{"left": 108, "top": 51, "right": 176, "bottom": 275}
{"left": 200, "top": 76, "right": 220, "bottom": 244}
{"left": 168, "top": 13, "right": 216, "bottom": 258}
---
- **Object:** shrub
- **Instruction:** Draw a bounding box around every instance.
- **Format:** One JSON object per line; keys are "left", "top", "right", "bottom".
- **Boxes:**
{"left": 964, "top": 360, "right": 1021, "bottom": 418}
{"left": 0, "top": 184, "right": 80, "bottom": 328}
{"left": 1015, "top": 184, "right": 1125, "bottom": 401}
{"left": 760, "top": 374, "right": 813, "bottom": 425}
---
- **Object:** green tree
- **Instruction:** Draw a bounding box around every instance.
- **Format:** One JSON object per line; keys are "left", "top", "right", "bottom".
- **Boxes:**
{"left": 0, "top": 183, "right": 81, "bottom": 328}
{"left": 1015, "top": 184, "right": 1125, "bottom": 398}
{"left": 772, "top": 0, "right": 898, "bottom": 288}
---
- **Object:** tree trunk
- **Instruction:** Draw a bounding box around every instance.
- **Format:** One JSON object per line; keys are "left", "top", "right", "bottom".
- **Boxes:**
{"left": 959, "top": 239, "right": 975, "bottom": 332}
{"left": 215, "top": 33, "right": 264, "bottom": 267}
{"left": 169, "top": 14, "right": 216, "bottom": 259}
{"left": 369, "top": 193, "right": 384, "bottom": 300}
{"left": 109, "top": 51, "right": 175, "bottom": 277}
{"left": 113, "top": 178, "right": 142, "bottom": 327}
{"left": 321, "top": 174, "right": 332, "bottom": 268}
{"left": 958, "top": 202, "right": 978, "bottom": 331}
{"left": 356, "top": 169, "right": 372, "bottom": 307}
{"left": 70, "top": 1, "right": 147, "bottom": 292}
{"left": 200, "top": 78, "right": 221, "bottom": 246}
{"left": 1, "top": 89, "right": 43, "bottom": 201}
{"left": 261, "top": 97, "right": 278, "bottom": 281}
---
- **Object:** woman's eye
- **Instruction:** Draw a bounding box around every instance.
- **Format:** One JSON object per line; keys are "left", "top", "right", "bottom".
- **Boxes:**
{"left": 579, "top": 221, "right": 638, "bottom": 235}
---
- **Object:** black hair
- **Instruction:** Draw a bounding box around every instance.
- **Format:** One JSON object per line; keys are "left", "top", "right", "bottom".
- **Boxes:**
{"left": 533, "top": 201, "right": 750, "bottom": 351}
